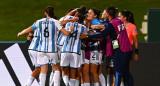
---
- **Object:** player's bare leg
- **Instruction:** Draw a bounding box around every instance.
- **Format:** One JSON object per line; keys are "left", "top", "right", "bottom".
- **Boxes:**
{"left": 82, "top": 63, "right": 90, "bottom": 86}
{"left": 90, "top": 63, "right": 99, "bottom": 86}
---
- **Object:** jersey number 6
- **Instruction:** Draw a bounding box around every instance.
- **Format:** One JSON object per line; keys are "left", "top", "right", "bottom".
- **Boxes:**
{"left": 44, "top": 27, "right": 49, "bottom": 38}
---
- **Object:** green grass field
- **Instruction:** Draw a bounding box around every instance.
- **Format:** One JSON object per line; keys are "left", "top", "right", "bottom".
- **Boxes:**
{"left": 0, "top": 0, "right": 160, "bottom": 41}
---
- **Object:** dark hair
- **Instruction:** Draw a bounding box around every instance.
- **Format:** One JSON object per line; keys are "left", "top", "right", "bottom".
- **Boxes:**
{"left": 90, "top": 8, "right": 101, "bottom": 19}
{"left": 45, "top": 6, "right": 57, "bottom": 19}
{"left": 75, "top": 6, "right": 87, "bottom": 23}
{"left": 105, "top": 6, "right": 118, "bottom": 17}
{"left": 120, "top": 10, "right": 135, "bottom": 24}
{"left": 67, "top": 8, "right": 75, "bottom": 13}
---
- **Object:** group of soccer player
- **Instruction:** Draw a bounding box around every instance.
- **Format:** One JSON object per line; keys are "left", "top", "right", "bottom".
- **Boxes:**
{"left": 17, "top": 5, "right": 139, "bottom": 86}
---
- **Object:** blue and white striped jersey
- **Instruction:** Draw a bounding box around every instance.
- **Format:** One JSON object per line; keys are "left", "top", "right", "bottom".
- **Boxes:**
{"left": 57, "top": 16, "right": 74, "bottom": 46}
{"left": 31, "top": 18, "right": 62, "bottom": 52}
{"left": 62, "top": 22, "right": 87, "bottom": 54}
{"left": 28, "top": 25, "right": 40, "bottom": 50}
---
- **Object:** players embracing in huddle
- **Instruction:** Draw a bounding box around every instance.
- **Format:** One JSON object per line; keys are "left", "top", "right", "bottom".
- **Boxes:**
{"left": 18, "top": 5, "right": 138, "bottom": 86}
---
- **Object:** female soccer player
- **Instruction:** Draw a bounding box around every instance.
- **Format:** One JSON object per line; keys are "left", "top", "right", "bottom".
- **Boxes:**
{"left": 82, "top": 8, "right": 104, "bottom": 86}
{"left": 18, "top": 6, "right": 74, "bottom": 86}
{"left": 60, "top": 9, "right": 87, "bottom": 86}
{"left": 96, "top": 9, "right": 115, "bottom": 86}
{"left": 118, "top": 10, "right": 139, "bottom": 68}
{"left": 81, "top": 6, "right": 134, "bottom": 86}
{"left": 18, "top": 27, "right": 40, "bottom": 86}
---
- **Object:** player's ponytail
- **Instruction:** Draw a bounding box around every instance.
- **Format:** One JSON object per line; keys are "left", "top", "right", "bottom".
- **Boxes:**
{"left": 120, "top": 10, "right": 135, "bottom": 24}
{"left": 76, "top": 6, "right": 87, "bottom": 23}
{"left": 45, "top": 6, "right": 57, "bottom": 19}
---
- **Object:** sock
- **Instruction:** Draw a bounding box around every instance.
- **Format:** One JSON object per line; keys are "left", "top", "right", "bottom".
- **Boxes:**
{"left": 39, "top": 73, "right": 47, "bottom": 86}
{"left": 25, "top": 76, "right": 35, "bottom": 86}
{"left": 106, "top": 74, "right": 110, "bottom": 86}
{"left": 49, "top": 72, "right": 54, "bottom": 86}
{"left": 69, "top": 79, "right": 76, "bottom": 86}
{"left": 81, "top": 84, "right": 84, "bottom": 86}
{"left": 94, "top": 83, "right": 99, "bottom": 86}
{"left": 75, "top": 80, "right": 79, "bottom": 86}
{"left": 99, "top": 74, "right": 106, "bottom": 86}
{"left": 84, "top": 83, "right": 90, "bottom": 86}
{"left": 120, "top": 78, "right": 124, "bottom": 86}
{"left": 53, "top": 71, "right": 61, "bottom": 86}
{"left": 62, "top": 76, "right": 69, "bottom": 86}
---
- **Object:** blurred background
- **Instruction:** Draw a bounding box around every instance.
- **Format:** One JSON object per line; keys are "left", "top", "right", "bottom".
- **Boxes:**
{"left": 1, "top": 0, "right": 160, "bottom": 41}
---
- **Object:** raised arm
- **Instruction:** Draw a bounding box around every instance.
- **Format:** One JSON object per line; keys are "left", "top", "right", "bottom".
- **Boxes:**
{"left": 17, "top": 27, "right": 34, "bottom": 37}
{"left": 66, "top": 8, "right": 78, "bottom": 16}
{"left": 80, "top": 23, "right": 117, "bottom": 40}
{"left": 91, "top": 24, "right": 105, "bottom": 30}
{"left": 60, "top": 25, "right": 74, "bottom": 36}
{"left": 60, "top": 17, "right": 79, "bottom": 26}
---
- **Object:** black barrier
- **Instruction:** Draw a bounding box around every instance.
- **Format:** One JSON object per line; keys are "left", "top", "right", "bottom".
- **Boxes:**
{"left": 131, "top": 42, "right": 160, "bottom": 86}
{"left": 0, "top": 42, "right": 160, "bottom": 86}
{"left": 148, "top": 8, "right": 160, "bottom": 42}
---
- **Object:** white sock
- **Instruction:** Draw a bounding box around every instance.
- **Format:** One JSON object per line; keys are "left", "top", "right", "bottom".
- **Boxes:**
{"left": 39, "top": 73, "right": 47, "bottom": 86}
{"left": 62, "top": 76, "right": 69, "bottom": 86}
{"left": 120, "top": 78, "right": 124, "bottom": 86}
{"left": 94, "top": 83, "right": 99, "bottom": 86}
{"left": 69, "top": 79, "right": 76, "bottom": 86}
{"left": 84, "top": 83, "right": 90, "bottom": 86}
{"left": 53, "top": 71, "right": 61, "bottom": 86}
{"left": 81, "top": 84, "right": 84, "bottom": 86}
{"left": 49, "top": 72, "right": 54, "bottom": 86}
{"left": 99, "top": 74, "right": 106, "bottom": 86}
{"left": 25, "top": 76, "right": 35, "bottom": 86}
{"left": 107, "top": 74, "right": 110, "bottom": 86}
{"left": 75, "top": 80, "right": 79, "bottom": 86}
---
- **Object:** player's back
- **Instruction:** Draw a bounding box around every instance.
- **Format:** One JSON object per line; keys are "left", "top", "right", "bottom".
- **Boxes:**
{"left": 37, "top": 18, "right": 61, "bottom": 52}
{"left": 62, "top": 22, "right": 87, "bottom": 54}
{"left": 57, "top": 16, "right": 74, "bottom": 45}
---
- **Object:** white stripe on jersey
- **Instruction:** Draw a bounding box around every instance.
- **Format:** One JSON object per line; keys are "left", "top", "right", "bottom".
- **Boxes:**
{"left": 57, "top": 16, "right": 74, "bottom": 46}
{"left": 28, "top": 28, "right": 40, "bottom": 50}
{"left": 32, "top": 18, "right": 62, "bottom": 52}
{"left": 62, "top": 22, "right": 87, "bottom": 54}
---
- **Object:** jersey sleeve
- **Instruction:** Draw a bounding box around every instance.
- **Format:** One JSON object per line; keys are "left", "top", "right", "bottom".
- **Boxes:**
{"left": 55, "top": 20, "right": 62, "bottom": 31}
{"left": 88, "top": 23, "right": 117, "bottom": 40}
{"left": 64, "top": 16, "right": 73, "bottom": 20}
{"left": 91, "top": 18, "right": 102, "bottom": 25}
{"left": 59, "top": 17, "right": 65, "bottom": 21}
{"left": 31, "top": 20, "right": 39, "bottom": 30}
{"left": 65, "top": 22, "right": 71, "bottom": 30}
{"left": 132, "top": 25, "right": 138, "bottom": 36}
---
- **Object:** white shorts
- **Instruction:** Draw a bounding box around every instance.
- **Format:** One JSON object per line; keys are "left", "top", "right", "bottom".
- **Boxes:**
{"left": 28, "top": 50, "right": 40, "bottom": 67}
{"left": 85, "top": 59, "right": 90, "bottom": 64}
{"left": 60, "top": 53, "right": 81, "bottom": 68}
{"left": 37, "top": 52, "right": 59, "bottom": 66}
{"left": 89, "top": 51, "right": 102, "bottom": 65}
{"left": 57, "top": 45, "right": 63, "bottom": 60}
{"left": 80, "top": 50, "right": 85, "bottom": 66}
{"left": 98, "top": 53, "right": 104, "bottom": 64}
